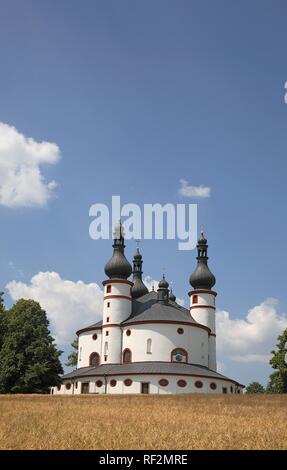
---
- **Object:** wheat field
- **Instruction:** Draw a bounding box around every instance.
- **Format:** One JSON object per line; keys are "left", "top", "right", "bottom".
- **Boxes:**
{"left": 0, "top": 394, "right": 286, "bottom": 450}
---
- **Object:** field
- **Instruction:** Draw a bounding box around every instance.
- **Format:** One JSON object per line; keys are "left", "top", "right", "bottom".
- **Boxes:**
{"left": 0, "top": 394, "right": 286, "bottom": 450}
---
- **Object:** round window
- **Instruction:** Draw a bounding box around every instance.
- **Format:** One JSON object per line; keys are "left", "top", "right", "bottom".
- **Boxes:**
{"left": 210, "top": 382, "right": 217, "bottom": 390}
{"left": 65, "top": 383, "right": 71, "bottom": 390}
{"left": 110, "top": 379, "right": 117, "bottom": 387}
{"left": 177, "top": 328, "right": 184, "bottom": 335}
{"left": 124, "top": 379, "right": 132, "bottom": 386}
{"left": 96, "top": 380, "right": 103, "bottom": 387}
{"left": 159, "top": 379, "right": 169, "bottom": 387}
{"left": 195, "top": 380, "right": 203, "bottom": 389}
{"left": 177, "top": 380, "right": 187, "bottom": 388}
{"left": 92, "top": 333, "right": 98, "bottom": 340}
{"left": 126, "top": 329, "right": 131, "bottom": 336}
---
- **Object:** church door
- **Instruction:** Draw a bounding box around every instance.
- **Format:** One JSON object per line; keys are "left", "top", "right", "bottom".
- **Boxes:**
{"left": 141, "top": 382, "right": 150, "bottom": 394}
{"left": 81, "top": 382, "right": 90, "bottom": 394}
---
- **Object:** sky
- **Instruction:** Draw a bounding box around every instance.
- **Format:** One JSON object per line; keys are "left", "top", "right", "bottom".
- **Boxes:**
{"left": 0, "top": 0, "right": 287, "bottom": 386}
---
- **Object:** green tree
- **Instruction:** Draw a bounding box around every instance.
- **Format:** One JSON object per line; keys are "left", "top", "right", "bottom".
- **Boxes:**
{"left": 0, "top": 292, "right": 8, "bottom": 351}
{"left": 0, "top": 299, "right": 63, "bottom": 393}
{"left": 266, "top": 328, "right": 287, "bottom": 394}
{"left": 245, "top": 381, "right": 265, "bottom": 394}
{"left": 65, "top": 337, "right": 78, "bottom": 368}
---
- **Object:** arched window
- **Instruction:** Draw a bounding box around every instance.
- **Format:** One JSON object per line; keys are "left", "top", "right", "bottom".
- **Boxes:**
{"left": 147, "top": 338, "right": 152, "bottom": 354}
{"left": 107, "top": 285, "right": 111, "bottom": 293}
{"left": 123, "top": 348, "right": 132, "bottom": 364}
{"left": 89, "top": 352, "right": 100, "bottom": 366}
{"left": 171, "top": 348, "right": 188, "bottom": 363}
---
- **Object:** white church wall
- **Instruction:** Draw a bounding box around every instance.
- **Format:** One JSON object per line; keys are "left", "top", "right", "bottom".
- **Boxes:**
{"left": 122, "top": 323, "right": 209, "bottom": 367}
{"left": 77, "top": 330, "right": 102, "bottom": 368}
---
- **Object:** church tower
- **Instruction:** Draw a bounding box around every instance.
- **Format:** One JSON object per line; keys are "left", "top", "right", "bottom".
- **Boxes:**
{"left": 131, "top": 246, "right": 148, "bottom": 299}
{"left": 102, "top": 223, "right": 133, "bottom": 364}
{"left": 189, "top": 232, "right": 217, "bottom": 371}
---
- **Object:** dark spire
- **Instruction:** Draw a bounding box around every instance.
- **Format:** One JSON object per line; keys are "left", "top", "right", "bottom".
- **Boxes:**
{"left": 104, "top": 222, "right": 132, "bottom": 279}
{"left": 157, "top": 274, "right": 169, "bottom": 303}
{"left": 189, "top": 231, "right": 216, "bottom": 290}
{"left": 131, "top": 245, "right": 148, "bottom": 299}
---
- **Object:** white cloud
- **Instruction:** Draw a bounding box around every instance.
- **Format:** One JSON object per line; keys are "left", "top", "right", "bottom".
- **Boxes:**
{"left": 0, "top": 122, "right": 60, "bottom": 207}
{"left": 178, "top": 179, "right": 210, "bottom": 198}
{"left": 216, "top": 298, "right": 287, "bottom": 364}
{"left": 6, "top": 272, "right": 103, "bottom": 345}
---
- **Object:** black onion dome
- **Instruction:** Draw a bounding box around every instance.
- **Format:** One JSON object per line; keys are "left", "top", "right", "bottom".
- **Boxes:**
{"left": 169, "top": 289, "right": 176, "bottom": 302}
{"left": 189, "top": 232, "right": 216, "bottom": 290}
{"left": 158, "top": 275, "right": 169, "bottom": 289}
{"left": 104, "top": 223, "right": 132, "bottom": 279}
{"left": 131, "top": 246, "right": 148, "bottom": 299}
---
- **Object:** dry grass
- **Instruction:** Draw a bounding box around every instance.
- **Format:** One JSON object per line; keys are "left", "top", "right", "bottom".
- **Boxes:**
{"left": 0, "top": 394, "right": 286, "bottom": 450}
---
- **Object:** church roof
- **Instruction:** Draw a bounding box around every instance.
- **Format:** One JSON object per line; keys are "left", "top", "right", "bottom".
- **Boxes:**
{"left": 61, "top": 362, "right": 244, "bottom": 386}
{"left": 123, "top": 291, "right": 200, "bottom": 326}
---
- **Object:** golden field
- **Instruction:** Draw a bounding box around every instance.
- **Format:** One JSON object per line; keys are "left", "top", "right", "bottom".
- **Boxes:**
{"left": 0, "top": 394, "right": 286, "bottom": 450}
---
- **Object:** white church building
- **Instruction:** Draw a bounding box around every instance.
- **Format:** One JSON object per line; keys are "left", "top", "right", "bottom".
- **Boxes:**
{"left": 51, "top": 227, "right": 244, "bottom": 395}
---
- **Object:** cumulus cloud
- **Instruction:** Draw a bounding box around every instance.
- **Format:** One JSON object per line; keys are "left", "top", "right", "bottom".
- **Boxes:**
{"left": 178, "top": 179, "right": 210, "bottom": 198}
{"left": 6, "top": 272, "right": 103, "bottom": 345}
{"left": 0, "top": 122, "right": 60, "bottom": 207}
{"left": 216, "top": 298, "right": 287, "bottom": 363}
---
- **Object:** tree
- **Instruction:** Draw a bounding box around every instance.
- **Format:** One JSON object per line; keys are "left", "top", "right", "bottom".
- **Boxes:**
{"left": 0, "top": 292, "right": 8, "bottom": 351}
{"left": 0, "top": 299, "right": 63, "bottom": 393}
{"left": 266, "top": 328, "right": 287, "bottom": 394}
{"left": 65, "top": 337, "right": 78, "bottom": 368}
{"left": 245, "top": 382, "right": 265, "bottom": 394}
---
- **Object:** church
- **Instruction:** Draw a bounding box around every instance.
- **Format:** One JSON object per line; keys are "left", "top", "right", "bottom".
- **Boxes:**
{"left": 51, "top": 226, "right": 244, "bottom": 395}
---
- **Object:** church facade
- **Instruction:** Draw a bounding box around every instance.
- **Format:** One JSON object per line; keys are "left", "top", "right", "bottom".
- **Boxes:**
{"left": 51, "top": 227, "right": 244, "bottom": 395}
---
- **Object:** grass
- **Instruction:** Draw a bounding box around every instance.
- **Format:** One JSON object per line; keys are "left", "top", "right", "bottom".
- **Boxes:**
{"left": 0, "top": 394, "right": 286, "bottom": 450}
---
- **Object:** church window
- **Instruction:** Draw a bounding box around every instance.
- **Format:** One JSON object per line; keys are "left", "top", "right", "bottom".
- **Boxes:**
{"left": 147, "top": 338, "right": 152, "bottom": 354}
{"left": 177, "top": 328, "right": 184, "bottom": 335}
{"left": 192, "top": 295, "right": 198, "bottom": 304}
{"left": 177, "top": 380, "right": 187, "bottom": 388}
{"left": 171, "top": 348, "right": 188, "bottom": 363}
{"left": 195, "top": 380, "right": 203, "bottom": 388}
{"left": 124, "top": 379, "right": 132, "bottom": 386}
{"left": 92, "top": 333, "right": 97, "bottom": 340}
{"left": 126, "top": 329, "right": 131, "bottom": 336}
{"left": 110, "top": 379, "right": 117, "bottom": 387}
{"left": 107, "top": 285, "right": 111, "bottom": 293}
{"left": 57, "top": 385, "right": 61, "bottom": 391}
{"left": 65, "top": 383, "right": 71, "bottom": 390}
{"left": 159, "top": 379, "right": 169, "bottom": 387}
{"left": 89, "top": 352, "right": 100, "bottom": 366}
{"left": 222, "top": 387, "right": 228, "bottom": 394}
{"left": 230, "top": 386, "right": 233, "bottom": 393}
{"left": 96, "top": 380, "right": 103, "bottom": 387}
{"left": 210, "top": 382, "right": 217, "bottom": 390}
{"left": 106, "top": 330, "right": 109, "bottom": 336}
{"left": 123, "top": 348, "right": 132, "bottom": 363}
{"left": 79, "top": 346, "right": 82, "bottom": 360}
{"left": 107, "top": 302, "right": 110, "bottom": 308}
{"left": 104, "top": 342, "right": 108, "bottom": 355}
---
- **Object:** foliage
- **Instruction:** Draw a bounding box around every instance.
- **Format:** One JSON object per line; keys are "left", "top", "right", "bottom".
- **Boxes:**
{"left": 266, "top": 328, "right": 287, "bottom": 394}
{"left": 65, "top": 337, "right": 78, "bottom": 368}
{"left": 245, "top": 382, "right": 265, "bottom": 394}
{"left": 0, "top": 299, "right": 63, "bottom": 393}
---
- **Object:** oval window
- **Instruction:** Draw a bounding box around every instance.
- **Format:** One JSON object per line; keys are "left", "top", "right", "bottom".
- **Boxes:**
{"left": 110, "top": 379, "right": 117, "bottom": 387}
{"left": 96, "top": 380, "right": 103, "bottom": 387}
{"left": 177, "top": 328, "right": 184, "bottom": 335}
{"left": 126, "top": 329, "right": 131, "bottom": 336}
{"left": 92, "top": 333, "right": 98, "bottom": 340}
{"left": 65, "top": 383, "right": 71, "bottom": 390}
{"left": 124, "top": 379, "right": 132, "bottom": 386}
{"left": 159, "top": 379, "right": 169, "bottom": 387}
{"left": 177, "top": 380, "right": 187, "bottom": 388}
{"left": 195, "top": 380, "right": 203, "bottom": 388}
{"left": 210, "top": 382, "right": 217, "bottom": 390}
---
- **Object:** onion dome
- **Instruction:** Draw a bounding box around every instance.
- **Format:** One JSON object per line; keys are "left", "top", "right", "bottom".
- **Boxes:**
{"left": 104, "top": 222, "right": 132, "bottom": 279}
{"left": 157, "top": 275, "right": 170, "bottom": 303}
{"left": 131, "top": 247, "right": 148, "bottom": 299}
{"left": 189, "top": 231, "right": 216, "bottom": 290}
{"left": 169, "top": 288, "right": 176, "bottom": 302}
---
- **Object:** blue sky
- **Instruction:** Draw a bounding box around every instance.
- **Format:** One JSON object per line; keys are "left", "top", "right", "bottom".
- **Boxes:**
{"left": 0, "top": 0, "right": 287, "bottom": 386}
